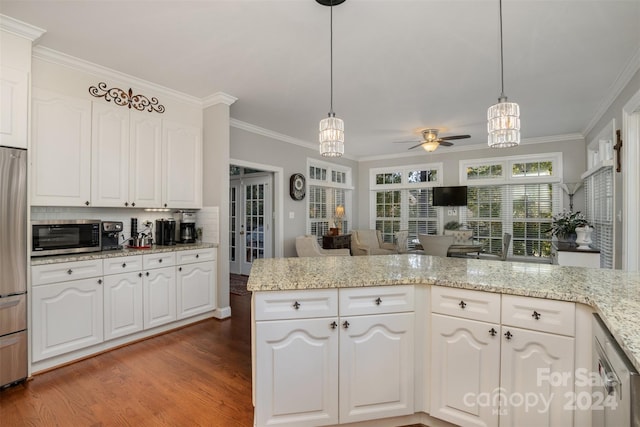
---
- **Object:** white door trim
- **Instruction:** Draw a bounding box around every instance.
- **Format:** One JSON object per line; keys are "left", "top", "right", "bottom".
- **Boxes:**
{"left": 230, "top": 158, "right": 284, "bottom": 258}
{"left": 622, "top": 89, "right": 640, "bottom": 271}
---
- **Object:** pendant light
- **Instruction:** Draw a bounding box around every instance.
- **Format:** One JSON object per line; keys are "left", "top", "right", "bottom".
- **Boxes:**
{"left": 318, "top": 0, "right": 346, "bottom": 157}
{"left": 487, "top": 0, "right": 520, "bottom": 148}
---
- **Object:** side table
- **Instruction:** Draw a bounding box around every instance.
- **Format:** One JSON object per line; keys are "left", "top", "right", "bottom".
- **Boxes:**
{"left": 323, "top": 234, "right": 352, "bottom": 254}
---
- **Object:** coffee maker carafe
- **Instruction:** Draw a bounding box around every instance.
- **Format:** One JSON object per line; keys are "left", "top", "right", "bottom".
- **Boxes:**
{"left": 155, "top": 219, "right": 176, "bottom": 246}
{"left": 178, "top": 211, "right": 196, "bottom": 244}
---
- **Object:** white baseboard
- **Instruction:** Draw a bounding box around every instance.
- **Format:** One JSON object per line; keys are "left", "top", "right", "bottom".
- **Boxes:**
{"left": 213, "top": 306, "right": 232, "bottom": 319}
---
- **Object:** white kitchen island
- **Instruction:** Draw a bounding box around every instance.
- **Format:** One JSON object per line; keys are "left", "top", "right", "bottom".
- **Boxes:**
{"left": 248, "top": 254, "right": 640, "bottom": 427}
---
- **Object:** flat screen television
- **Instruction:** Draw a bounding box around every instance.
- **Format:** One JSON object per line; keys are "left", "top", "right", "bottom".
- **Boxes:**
{"left": 433, "top": 186, "right": 468, "bottom": 206}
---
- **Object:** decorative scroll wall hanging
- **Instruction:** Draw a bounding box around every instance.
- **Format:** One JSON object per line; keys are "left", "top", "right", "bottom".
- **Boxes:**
{"left": 89, "top": 82, "right": 165, "bottom": 113}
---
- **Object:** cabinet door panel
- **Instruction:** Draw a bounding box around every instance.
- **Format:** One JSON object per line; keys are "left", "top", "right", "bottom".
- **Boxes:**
{"left": 339, "top": 312, "right": 414, "bottom": 424}
{"left": 499, "top": 327, "right": 574, "bottom": 427}
{"left": 0, "top": 66, "right": 28, "bottom": 148}
{"left": 430, "top": 314, "right": 501, "bottom": 427}
{"left": 143, "top": 266, "right": 176, "bottom": 329}
{"left": 162, "top": 121, "right": 202, "bottom": 209}
{"left": 256, "top": 318, "right": 339, "bottom": 427}
{"left": 104, "top": 272, "right": 143, "bottom": 340}
{"left": 31, "top": 89, "right": 91, "bottom": 206}
{"left": 32, "top": 278, "right": 103, "bottom": 361}
{"left": 129, "top": 110, "right": 162, "bottom": 208}
{"left": 91, "top": 102, "right": 130, "bottom": 207}
{"left": 176, "top": 262, "right": 216, "bottom": 319}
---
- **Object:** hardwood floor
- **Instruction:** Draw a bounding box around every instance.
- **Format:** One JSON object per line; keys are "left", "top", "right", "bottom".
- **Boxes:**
{"left": 0, "top": 293, "right": 254, "bottom": 426}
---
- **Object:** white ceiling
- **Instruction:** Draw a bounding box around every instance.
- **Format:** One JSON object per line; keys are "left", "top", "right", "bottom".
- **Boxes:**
{"left": 2, "top": 0, "right": 639, "bottom": 160}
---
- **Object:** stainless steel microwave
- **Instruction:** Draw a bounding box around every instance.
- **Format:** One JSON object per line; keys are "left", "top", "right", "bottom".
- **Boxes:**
{"left": 31, "top": 219, "right": 101, "bottom": 257}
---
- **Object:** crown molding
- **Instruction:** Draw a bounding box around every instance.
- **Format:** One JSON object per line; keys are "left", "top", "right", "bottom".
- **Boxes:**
{"left": 230, "top": 118, "right": 358, "bottom": 161}
{"left": 0, "top": 14, "right": 45, "bottom": 42}
{"left": 203, "top": 92, "right": 238, "bottom": 107}
{"left": 357, "top": 133, "right": 584, "bottom": 163}
{"left": 582, "top": 46, "right": 640, "bottom": 137}
{"left": 31, "top": 45, "right": 203, "bottom": 106}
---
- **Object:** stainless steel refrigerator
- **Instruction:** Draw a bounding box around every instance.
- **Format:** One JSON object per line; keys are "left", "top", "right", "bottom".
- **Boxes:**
{"left": 0, "top": 146, "right": 27, "bottom": 388}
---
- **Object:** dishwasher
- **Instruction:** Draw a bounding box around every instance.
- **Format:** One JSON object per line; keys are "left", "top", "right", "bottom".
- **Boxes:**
{"left": 592, "top": 313, "right": 640, "bottom": 427}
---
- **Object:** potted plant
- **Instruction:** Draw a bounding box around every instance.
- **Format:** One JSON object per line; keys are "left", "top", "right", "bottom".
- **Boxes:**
{"left": 547, "top": 210, "right": 590, "bottom": 245}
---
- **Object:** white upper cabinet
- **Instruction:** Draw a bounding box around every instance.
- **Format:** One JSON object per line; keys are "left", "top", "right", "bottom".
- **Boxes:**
{"left": 31, "top": 88, "right": 92, "bottom": 206}
{"left": 0, "top": 66, "right": 28, "bottom": 149}
{"left": 91, "top": 102, "right": 130, "bottom": 207}
{"left": 129, "top": 110, "right": 162, "bottom": 207}
{"left": 162, "top": 120, "right": 202, "bottom": 209}
{"left": 91, "top": 103, "right": 162, "bottom": 208}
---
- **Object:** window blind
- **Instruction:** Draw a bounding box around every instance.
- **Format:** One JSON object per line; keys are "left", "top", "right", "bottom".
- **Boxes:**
{"left": 584, "top": 167, "right": 614, "bottom": 268}
{"left": 461, "top": 183, "right": 559, "bottom": 259}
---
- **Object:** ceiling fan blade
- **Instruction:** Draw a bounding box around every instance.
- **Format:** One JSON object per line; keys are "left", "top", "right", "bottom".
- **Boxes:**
{"left": 393, "top": 140, "right": 421, "bottom": 144}
{"left": 439, "top": 134, "right": 471, "bottom": 141}
{"left": 408, "top": 142, "right": 425, "bottom": 150}
{"left": 439, "top": 141, "right": 454, "bottom": 147}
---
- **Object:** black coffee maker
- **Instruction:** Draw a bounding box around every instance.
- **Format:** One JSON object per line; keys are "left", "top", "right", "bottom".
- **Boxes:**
{"left": 101, "top": 221, "right": 123, "bottom": 250}
{"left": 178, "top": 211, "right": 197, "bottom": 243}
{"left": 155, "top": 219, "right": 176, "bottom": 246}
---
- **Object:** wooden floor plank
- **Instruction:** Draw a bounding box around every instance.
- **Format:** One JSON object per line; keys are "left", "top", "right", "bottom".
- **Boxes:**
{"left": 0, "top": 293, "right": 254, "bottom": 426}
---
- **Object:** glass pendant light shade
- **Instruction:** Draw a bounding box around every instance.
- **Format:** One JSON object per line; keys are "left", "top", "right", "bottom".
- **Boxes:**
{"left": 487, "top": 97, "right": 520, "bottom": 148}
{"left": 421, "top": 140, "right": 440, "bottom": 152}
{"left": 319, "top": 113, "right": 344, "bottom": 157}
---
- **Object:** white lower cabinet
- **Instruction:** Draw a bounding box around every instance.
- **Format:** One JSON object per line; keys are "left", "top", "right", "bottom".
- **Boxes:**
{"left": 255, "top": 317, "right": 340, "bottom": 427}
{"left": 430, "top": 288, "right": 576, "bottom": 427}
{"left": 254, "top": 285, "right": 414, "bottom": 427}
{"left": 176, "top": 248, "right": 216, "bottom": 319}
{"left": 430, "top": 314, "right": 501, "bottom": 427}
{"left": 143, "top": 266, "right": 176, "bottom": 329}
{"left": 499, "top": 326, "right": 574, "bottom": 427}
{"left": 31, "top": 248, "right": 216, "bottom": 368}
{"left": 103, "top": 271, "right": 144, "bottom": 340}
{"left": 339, "top": 312, "right": 414, "bottom": 424}
{"left": 32, "top": 277, "right": 104, "bottom": 362}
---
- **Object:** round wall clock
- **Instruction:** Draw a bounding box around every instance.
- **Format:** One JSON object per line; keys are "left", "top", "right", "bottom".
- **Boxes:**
{"left": 289, "top": 173, "right": 306, "bottom": 201}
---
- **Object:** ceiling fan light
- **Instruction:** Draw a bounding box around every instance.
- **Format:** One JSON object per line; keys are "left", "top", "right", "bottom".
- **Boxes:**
{"left": 488, "top": 99, "right": 520, "bottom": 148}
{"left": 319, "top": 115, "right": 344, "bottom": 157}
{"left": 421, "top": 141, "right": 440, "bottom": 152}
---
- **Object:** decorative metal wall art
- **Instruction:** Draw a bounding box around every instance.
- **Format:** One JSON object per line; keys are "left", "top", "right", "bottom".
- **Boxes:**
{"left": 88, "top": 82, "right": 165, "bottom": 113}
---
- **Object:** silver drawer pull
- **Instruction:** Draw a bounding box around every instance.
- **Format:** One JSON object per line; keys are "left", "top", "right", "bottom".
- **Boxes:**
{"left": 0, "top": 299, "right": 20, "bottom": 309}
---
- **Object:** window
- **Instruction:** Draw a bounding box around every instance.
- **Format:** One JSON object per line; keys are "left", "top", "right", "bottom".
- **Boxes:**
{"left": 460, "top": 154, "right": 562, "bottom": 260}
{"left": 307, "top": 160, "right": 352, "bottom": 242}
{"left": 371, "top": 164, "right": 442, "bottom": 248}
{"left": 584, "top": 166, "right": 614, "bottom": 268}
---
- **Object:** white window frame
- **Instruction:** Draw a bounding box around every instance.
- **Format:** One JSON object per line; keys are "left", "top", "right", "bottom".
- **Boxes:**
{"left": 306, "top": 159, "right": 353, "bottom": 239}
{"left": 369, "top": 163, "right": 443, "bottom": 244}
{"left": 460, "top": 153, "right": 563, "bottom": 260}
{"left": 459, "top": 152, "right": 563, "bottom": 186}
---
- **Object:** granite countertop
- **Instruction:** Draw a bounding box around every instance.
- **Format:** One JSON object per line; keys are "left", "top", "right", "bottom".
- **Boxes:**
{"left": 30, "top": 242, "right": 217, "bottom": 265}
{"left": 247, "top": 254, "right": 640, "bottom": 372}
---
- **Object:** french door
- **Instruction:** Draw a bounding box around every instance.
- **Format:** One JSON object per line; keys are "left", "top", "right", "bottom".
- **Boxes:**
{"left": 230, "top": 175, "right": 273, "bottom": 275}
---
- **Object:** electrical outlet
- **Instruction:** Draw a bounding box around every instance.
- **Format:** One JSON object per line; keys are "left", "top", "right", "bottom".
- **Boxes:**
{"left": 448, "top": 209, "right": 457, "bottom": 216}
{"left": 289, "top": 211, "right": 295, "bottom": 219}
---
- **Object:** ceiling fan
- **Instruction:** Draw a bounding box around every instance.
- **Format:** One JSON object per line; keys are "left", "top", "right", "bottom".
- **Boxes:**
{"left": 394, "top": 129, "right": 471, "bottom": 152}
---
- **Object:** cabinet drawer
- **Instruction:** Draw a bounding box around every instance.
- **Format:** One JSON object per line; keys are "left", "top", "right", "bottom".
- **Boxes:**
{"left": 143, "top": 252, "right": 176, "bottom": 270}
{"left": 32, "top": 259, "right": 103, "bottom": 286}
{"left": 431, "top": 286, "right": 500, "bottom": 323}
{"left": 175, "top": 248, "right": 215, "bottom": 265}
{"left": 502, "top": 294, "right": 575, "bottom": 336}
{"left": 103, "top": 255, "right": 143, "bottom": 275}
{"left": 339, "top": 285, "right": 414, "bottom": 316}
{"left": 254, "top": 289, "right": 338, "bottom": 321}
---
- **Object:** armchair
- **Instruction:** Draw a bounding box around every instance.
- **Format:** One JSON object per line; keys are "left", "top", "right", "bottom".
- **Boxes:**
{"left": 295, "top": 235, "right": 350, "bottom": 257}
{"left": 351, "top": 229, "right": 397, "bottom": 256}
{"left": 417, "top": 234, "right": 455, "bottom": 257}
